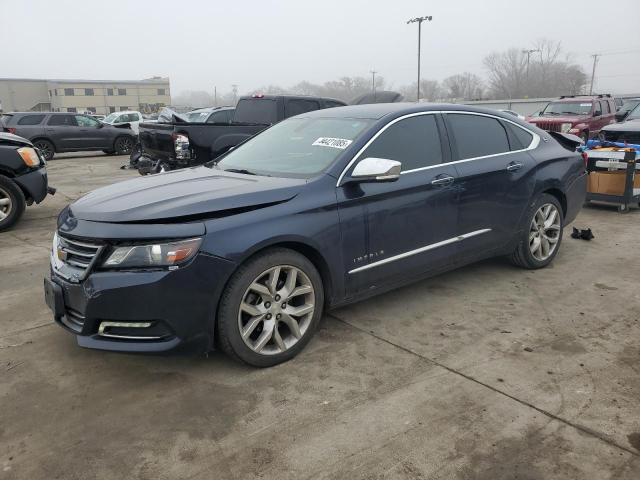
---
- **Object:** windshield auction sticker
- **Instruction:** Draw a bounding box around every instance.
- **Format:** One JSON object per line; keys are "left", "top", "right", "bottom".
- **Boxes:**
{"left": 312, "top": 137, "right": 353, "bottom": 149}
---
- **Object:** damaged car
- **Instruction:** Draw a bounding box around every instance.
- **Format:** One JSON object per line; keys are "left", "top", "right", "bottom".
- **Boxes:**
{"left": 599, "top": 103, "right": 640, "bottom": 145}
{"left": 45, "top": 104, "right": 586, "bottom": 367}
{"left": 0, "top": 132, "right": 54, "bottom": 231}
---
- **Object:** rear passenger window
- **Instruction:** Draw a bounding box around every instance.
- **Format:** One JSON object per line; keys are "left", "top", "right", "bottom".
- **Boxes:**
{"left": 447, "top": 114, "right": 510, "bottom": 159}
{"left": 506, "top": 123, "right": 534, "bottom": 150}
{"left": 47, "top": 115, "right": 77, "bottom": 126}
{"left": 285, "top": 100, "right": 321, "bottom": 117}
{"left": 602, "top": 101, "right": 610, "bottom": 114}
{"left": 17, "top": 114, "right": 45, "bottom": 125}
{"left": 361, "top": 115, "right": 442, "bottom": 171}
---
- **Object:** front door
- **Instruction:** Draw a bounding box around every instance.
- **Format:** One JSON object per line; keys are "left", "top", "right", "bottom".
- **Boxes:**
{"left": 74, "top": 114, "right": 109, "bottom": 148}
{"left": 337, "top": 113, "right": 459, "bottom": 296}
{"left": 443, "top": 112, "right": 537, "bottom": 258}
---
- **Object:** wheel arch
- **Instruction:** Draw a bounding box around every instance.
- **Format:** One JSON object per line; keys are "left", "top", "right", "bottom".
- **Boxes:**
{"left": 542, "top": 187, "right": 567, "bottom": 218}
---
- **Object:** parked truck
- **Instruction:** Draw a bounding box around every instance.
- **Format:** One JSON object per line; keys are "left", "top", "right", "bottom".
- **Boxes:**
{"left": 136, "top": 94, "right": 346, "bottom": 174}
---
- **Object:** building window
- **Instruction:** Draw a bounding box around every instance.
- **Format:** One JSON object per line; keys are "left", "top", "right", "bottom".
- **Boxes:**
{"left": 118, "top": 88, "right": 126, "bottom": 96}
{"left": 120, "top": 107, "right": 129, "bottom": 111}
{"left": 67, "top": 107, "right": 77, "bottom": 113}
{"left": 157, "top": 88, "right": 166, "bottom": 95}
{"left": 64, "top": 88, "right": 74, "bottom": 96}
{"left": 107, "top": 88, "right": 114, "bottom": 96}
{"left": 109, "top": 106, "right": 116, "bottom": 113}
{"left": 84, "top": 88, "right": 94, "bottom": 96}
{"left": 86, "top": 107, "right": 96, "bottom": 113}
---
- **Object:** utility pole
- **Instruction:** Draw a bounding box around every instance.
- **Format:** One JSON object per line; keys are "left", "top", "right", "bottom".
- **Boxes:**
{"left": 589, "top": 54, "right": 600, "bottom": 95}
{"left": 231, "top": 84, "right": 238, "bottom": 105}
{"left": 407, "top": 16, "right": 432, "bottom": 102}
{"left": 214, "top": 86, "right": 217, "bottom": 107}
{"left": 370, "top": 70, "right": 377, "bottom": 100}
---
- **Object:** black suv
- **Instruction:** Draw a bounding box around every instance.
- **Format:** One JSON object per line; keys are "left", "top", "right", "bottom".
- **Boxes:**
{"left": 1, "top": 112, "right": 136, "bottom": 160}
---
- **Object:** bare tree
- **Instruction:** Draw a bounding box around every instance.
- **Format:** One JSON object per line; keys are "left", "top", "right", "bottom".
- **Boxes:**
{"left": 442, "top": 72, "right": 484, "bottom": 100}
{"left": 484, "top": 40, "right": 587, "bottom": 99}
{"left": 399, "top": 79, "right": 441, "bottom": 102}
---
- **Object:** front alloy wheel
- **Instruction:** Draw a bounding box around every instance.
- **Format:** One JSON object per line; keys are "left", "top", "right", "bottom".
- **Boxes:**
{"left": 238, "top": 265, "right": 315, "bottom": 355}
{"left": 529, "top": 203, "right": 561, "bottom": 261}
{"left": 217, "top": 248, "right": 324, "bottom": 367}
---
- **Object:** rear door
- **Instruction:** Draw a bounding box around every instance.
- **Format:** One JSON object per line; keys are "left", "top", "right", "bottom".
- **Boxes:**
{"left": 444, "top": 112, "right": 537, "bottom": 258}
{"left": 337, "top": 113, "right": 459, "bottom": 296}
{"left": 45, "top": 114, "right": 82, "bottom": 150}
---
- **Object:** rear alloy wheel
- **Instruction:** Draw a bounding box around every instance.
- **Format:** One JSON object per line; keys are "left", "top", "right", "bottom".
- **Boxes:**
{"left": 509, "top": 193, "right": 563, "bottom": 269}
{"left": 33, "top": 139, "right": 54, "bottom": 160}
{"left": 114, "top": 136, "right": 134, "bottom": 155}
{"left": 218, "top": 248, "right": 324, "bottom": 367}
{"left": 0, "top": 175, "right": 26, "bottom": 231}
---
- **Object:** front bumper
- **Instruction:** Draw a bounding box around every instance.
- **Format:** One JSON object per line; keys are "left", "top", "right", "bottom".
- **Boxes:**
{"left": 46, "top": 252, "right": 236, "bottom": 353}
{"left": 13, "top": 167, "right": 49, "bottom": 204}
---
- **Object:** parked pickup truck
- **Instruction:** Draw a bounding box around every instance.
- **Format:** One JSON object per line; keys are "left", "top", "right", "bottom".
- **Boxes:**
{"left": 137, "top": 94, "right": 347, "bottom": 174}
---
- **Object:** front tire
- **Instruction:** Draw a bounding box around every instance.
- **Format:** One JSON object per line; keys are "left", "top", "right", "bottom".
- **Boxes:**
{"left": 114, "top": 136, "right": 134, "bottom": 155}
{"left": 0, "top": 175, "right": 26, "bottom": 231}
{"left": 509, "top": 193, "right": 564, "bottom": 269}
{"left": 217, "top": 248, "right": 324, "bottom": 367}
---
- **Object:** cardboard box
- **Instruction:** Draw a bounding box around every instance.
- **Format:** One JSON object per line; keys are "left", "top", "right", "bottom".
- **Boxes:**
{"left": 587, "top": 171, "right": 640, "bottom": 196}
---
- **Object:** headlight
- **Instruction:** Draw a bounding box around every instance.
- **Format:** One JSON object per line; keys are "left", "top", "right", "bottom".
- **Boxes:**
{"left": 560, "top": 123, "right": 572, "bottom": 133}
{"left": 103, "top": 237, "right": 202, "bottom": 268}
{"left": 18, "top": 147, "right": 40, "bottom": 167}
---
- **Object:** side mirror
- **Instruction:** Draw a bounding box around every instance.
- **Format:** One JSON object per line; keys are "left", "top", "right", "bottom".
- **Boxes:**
{"left": 615, "top": 112, "right": 627, "bottom": 122}
{"left": 349, "top": 157, "right": 401, "bottom": 183}
{"left": 593, "top": 111, "right": 602, "bottom": 117}
{"left": 97, "top": 122, "right": 104, "bottom": 128}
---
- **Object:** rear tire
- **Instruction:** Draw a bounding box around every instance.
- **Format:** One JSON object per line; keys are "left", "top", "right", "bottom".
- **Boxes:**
{"left": 217, "top": 248, "right": 324, "bottom": 367}
{"left": 0, "top": 175, "right": 26, "bottom": 231}
{"left": 114, "top": 136, "right": 134, "bottom": 155}
{"left": 509, "top": 193, "right": 564, "bottom": 269}
{"left": 33, "top": 139, "right": 54, "bottom": 161}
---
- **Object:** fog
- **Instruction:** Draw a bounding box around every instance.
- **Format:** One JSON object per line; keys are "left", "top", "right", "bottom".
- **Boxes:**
{"left": 1, "top": 0, "right": 639, "bottom": 97}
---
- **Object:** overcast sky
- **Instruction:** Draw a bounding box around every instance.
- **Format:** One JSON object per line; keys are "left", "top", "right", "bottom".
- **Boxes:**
{"left": 1, "top": 0, "right": 639, "bottom": 95}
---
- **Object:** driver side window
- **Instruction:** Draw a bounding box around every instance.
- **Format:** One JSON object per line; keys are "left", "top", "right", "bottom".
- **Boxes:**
{"left": 75, "top": 115, "right": 100, "bottom": 127}
{"left": 360, "top": 115, "right": 443, "bottom": 172}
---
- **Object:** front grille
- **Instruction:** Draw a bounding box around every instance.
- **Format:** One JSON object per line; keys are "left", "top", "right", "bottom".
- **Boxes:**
{"left": 534, "top": 121, "right": 561, "bottom": 132}
{"left": 603, "top": 130, "right": 640, "bottom": 144}
{"left": 53, "top": 234, "right": 105, "bottom": 282}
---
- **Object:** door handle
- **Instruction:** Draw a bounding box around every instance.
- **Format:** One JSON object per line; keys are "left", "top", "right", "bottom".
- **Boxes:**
{"left": 431, "top": 175, "right": 454, "bottom": 186}
{"left": 506, "top": 162, "right": 523, "bottom": 172}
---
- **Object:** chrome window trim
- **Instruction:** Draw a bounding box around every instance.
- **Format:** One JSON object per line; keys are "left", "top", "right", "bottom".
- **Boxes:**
{"left": 336, "top": 110, "right": 540, "bottom": 185}
{"left": 348, "top": 229, "right": 491, "bottom": 274}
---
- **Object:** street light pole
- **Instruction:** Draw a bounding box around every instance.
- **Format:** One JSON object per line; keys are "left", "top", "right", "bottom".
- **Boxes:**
{"left": 407, "top": 16, "right": 432, "bottom": 101}
{"left": 522, "top": 49, "right": 540, "bottom": 81}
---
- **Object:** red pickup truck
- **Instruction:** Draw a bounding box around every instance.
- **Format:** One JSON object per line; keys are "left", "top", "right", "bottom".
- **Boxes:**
{"left": 527, "top": 94, "right": 618, "bottom": 142}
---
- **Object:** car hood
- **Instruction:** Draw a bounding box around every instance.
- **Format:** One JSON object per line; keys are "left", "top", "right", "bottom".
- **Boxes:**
{"left": 70, "top": 166, "right": 307, "bottom": 223}
{"left": 602, "top": 118, "right": 640, "bottom": 132}
{"left": 528, "top": 115, "right": 585, "bottom": 124}
{"left": 0, "top": 132, "right": 33, "bottom": 146}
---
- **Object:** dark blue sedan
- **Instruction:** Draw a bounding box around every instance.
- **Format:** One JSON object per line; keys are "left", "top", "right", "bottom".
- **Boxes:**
{"left": 45, "top": 104, "right": 587, "bottom": 366}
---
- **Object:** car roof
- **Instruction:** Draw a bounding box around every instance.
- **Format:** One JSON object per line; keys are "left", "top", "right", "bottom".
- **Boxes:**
{"left": 110, "top": 110, "right": 140, "bottom": 115}
{"left": 188, "top": 106, "right": 234, "bottom": 113}
{"left": 239, "top": 94, "right": 346, "bottom": 104}
{"left": 299, "top": 102, "right": 529, "bottom": 121}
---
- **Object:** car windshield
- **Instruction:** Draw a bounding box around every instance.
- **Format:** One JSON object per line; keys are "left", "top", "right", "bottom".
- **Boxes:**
{"left": 102, "top": 113, "right": 118, "bottom": 123}
{"left": 541, "top": 102, "right": 592, "bottom": 115}
{"left": 213, "top": 117, "right": 374, "bottom": 178}
{"left": 186, "top": 111, "right": 211, "bottom": 122}
{"left": 627, "top": 104, "right": 640, "bottom": 120}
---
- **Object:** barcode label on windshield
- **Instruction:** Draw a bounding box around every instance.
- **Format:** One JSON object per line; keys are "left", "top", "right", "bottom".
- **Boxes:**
{"left": 312, "top": 137, "right": 353, "bottom": 149}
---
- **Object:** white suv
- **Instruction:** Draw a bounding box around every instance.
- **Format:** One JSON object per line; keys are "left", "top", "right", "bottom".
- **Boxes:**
{"left": 102, "top": 111, "right": 144, "bottom": 134}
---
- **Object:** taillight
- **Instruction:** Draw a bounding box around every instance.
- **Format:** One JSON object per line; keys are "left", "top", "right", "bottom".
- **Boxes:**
{"left": 7, "top": 127, "right": 17, "bottom": 134}
{"left": 172, "top": 133, "right": 190, "bottom": 159}
{"left": 581, "top": 150, "right": 588, "bottom": 167}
